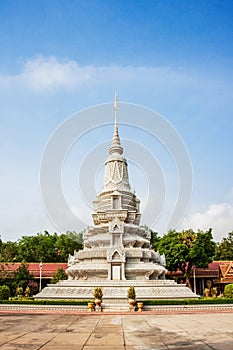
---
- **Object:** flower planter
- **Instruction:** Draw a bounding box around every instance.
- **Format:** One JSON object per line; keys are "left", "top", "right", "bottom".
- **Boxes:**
{"left": 128, "top": 298, "right": 136, "bottom": 311}
{"left": 94, "top": 298, "right": 102, "bottom": 312}
{"left": 88, "top": 302, "right": 94, "bottom": 312}
{"left": 137, "top": 302, "right": 143, "bottom": 312}
{"left": 95, "top": 298, "right": 102, "bottom": 306}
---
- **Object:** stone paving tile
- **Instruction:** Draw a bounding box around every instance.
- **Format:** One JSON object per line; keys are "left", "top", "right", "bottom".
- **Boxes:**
{"left": 98, "top": 315, "right": 122, "bottom": 326}
{"left": 84, "top": 347, "right": 125, "bottom": 350}
{"left": 41, "top": 346, "right": 82, "bottom": 350}
{"left": 0, "top": 315, "right": 58, "bottom": 334}
{"left": 125, "top": 338, "right": 165, "bottom": 348}
{"left": 126, "top": 346, "right": 167, "bottom": 350}
{"left": 124, "top": 331, "right": 164, "bottom": 347}
{"left": 47, "top": 332, "right": 90, "bottom": 346}
{"left": 64, "top": 326, "right": 91, "bottom": 333}
{"left": 94, "top": 326, "right": 122, "bottom": 333}
{"left": 86, "top": 330, "right": 124, "bottom": 346}
{"left": 0, "top": 333, "right": 24, "bottom": 346}
{"left": 0, "top": 345, "right": 40, "bottom": 350}
{"left": 6, "top": 332, "right": 55, "bottom": 346}
{"left": 207, "top": 342, "right": 233, "bottom": 350}
{"left": 64, "top": 317, "right": 98, "bottom": 334}
{"left": 166, "top": 341, "right": 211, "bottom": 350}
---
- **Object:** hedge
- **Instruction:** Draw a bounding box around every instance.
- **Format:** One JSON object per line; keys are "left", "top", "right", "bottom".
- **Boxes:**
{"left": 142, "top": 298, "right": 233, "bottom": 305}
{"left": 0, "top": 298, "right": 232, "bottom": 306}
{"left": 0, "top": 299, "right": 91, "bottom": 305}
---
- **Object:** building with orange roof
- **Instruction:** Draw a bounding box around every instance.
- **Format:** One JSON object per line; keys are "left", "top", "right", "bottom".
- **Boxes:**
{"left": 1, "top": 261, "right": 232, "bottom": 296}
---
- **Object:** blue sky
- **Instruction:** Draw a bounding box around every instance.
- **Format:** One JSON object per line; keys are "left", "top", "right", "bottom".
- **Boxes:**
{"left": 0, "top": 0, "right": 233, "bottom": 242}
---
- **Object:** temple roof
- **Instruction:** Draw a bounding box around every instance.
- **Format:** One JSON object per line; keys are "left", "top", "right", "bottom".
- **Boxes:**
{"left": 217, "top": 261, "right": 233, "bottom": 283}
{"left": 1, "top": 261, "right": 233, "bottom": 282}
{"left": 0, "top": 262, "right": 67, "bottom": 279}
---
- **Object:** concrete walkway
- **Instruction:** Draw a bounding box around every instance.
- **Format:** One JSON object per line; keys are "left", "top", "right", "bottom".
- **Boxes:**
{"left": 0, "top": 313, "right": 232, "bottom": 349}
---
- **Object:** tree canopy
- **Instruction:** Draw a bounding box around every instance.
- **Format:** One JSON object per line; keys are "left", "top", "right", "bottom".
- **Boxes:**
{"left": 156, "top": 228, "right": 216, "bottom": 289}
{"left": 0, "top": 231, "right": 83, "bottom": 262}
{"left": 215, "top": 231, "right": 233, "bottom": 260}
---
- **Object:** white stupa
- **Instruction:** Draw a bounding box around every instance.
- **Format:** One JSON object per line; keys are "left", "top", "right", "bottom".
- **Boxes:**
{"left": 36, "top": 96, "right": 197, "bottom": 303}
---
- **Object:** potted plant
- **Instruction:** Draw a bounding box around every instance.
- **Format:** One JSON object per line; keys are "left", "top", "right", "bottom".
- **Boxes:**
{"left": 127, "top": 286, "right": 136, "bottom": 311}
{"left": 93, "top": 286, "right": 103, "bottom": 307}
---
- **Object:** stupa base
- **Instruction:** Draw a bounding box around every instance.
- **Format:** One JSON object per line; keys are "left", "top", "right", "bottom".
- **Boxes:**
{"left": 35, "top": 279, "right": 198, "bottom": 302}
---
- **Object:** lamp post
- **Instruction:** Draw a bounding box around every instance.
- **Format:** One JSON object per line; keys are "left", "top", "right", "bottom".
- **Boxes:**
{"left": 39, "top": 262, "right": 43, "bottom": 292}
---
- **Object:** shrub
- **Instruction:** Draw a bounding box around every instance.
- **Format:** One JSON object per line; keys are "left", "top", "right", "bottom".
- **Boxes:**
{"left": 50, "top": 268, "right": 67, "bottom": 284}
{"left": 0, "top": 285, "right": 11, "bottom": 300}
{"left": 127, "top": 286, "right": 136, "bottom": 299}
{"left": 28, "top": 281, "right": 38, "bottom": 295}
{"left": 224, "top": 284, "right": 233, "bottom": 298}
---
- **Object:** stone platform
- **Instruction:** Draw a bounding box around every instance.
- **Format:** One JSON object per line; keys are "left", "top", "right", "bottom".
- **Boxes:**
{"left": 35, "top": 279, "right": 197, "bottom": 302}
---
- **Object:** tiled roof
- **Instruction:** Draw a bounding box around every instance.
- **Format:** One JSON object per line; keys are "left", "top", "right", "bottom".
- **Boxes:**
{"left": 0, "top": 262, "right": 68, "bottom": 278}
{"left": 1, "top": 261, "right": 233, "bottom": 280}
{"left": 166, "top": 261, "right": 233, "bottom": 279}
{"left": 217, "top": 261, "right": 233, "bottom": 283}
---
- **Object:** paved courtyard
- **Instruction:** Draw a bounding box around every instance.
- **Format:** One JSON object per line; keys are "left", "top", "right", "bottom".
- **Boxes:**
{"left": 0, "top": 312, "right": 232, "bottom": 350}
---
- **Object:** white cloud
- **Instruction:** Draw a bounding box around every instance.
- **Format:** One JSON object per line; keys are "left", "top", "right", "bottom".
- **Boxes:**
{"left": 0, "top": 56, "right": 95, "bottom": 90}
{"left": 180, "top": 203, "right": 233, "bottom": 242}
{"left": 21, "top": 56, "right": 96, "bottom": 90}
{"left": 0, "top": 55, "right": 224, "bottom": 92}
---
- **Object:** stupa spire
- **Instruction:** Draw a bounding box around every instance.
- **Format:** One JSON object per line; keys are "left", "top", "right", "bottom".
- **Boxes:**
{"left": 109, "top": 93, "right": 123, "bottom": 155}
{"left": 114, "top": 92, "right": 118, "bottom": 123}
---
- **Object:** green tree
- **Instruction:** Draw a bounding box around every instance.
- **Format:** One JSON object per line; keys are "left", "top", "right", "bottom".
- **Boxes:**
{"left": 55, "top": 232, "right": 83, "bottom": 262}
{"left": 150, "top": 230, "right": 160, "bottom": 251}
{"left": 0, "top": 241, "right": 18, "bottom": 262}
{"left": 158, "top": 228, "right": 216, "bottom": 290}
{"left": 12, "top": 262, "right": 34, "bottom": 292}
{"left": 16, "top": 231, "right": 83, "bottom": 262}
{"left": 17, "top": 232, "right": 58, "bottom": 262}
{"left": 66, "top": 231, "right": 83, "bottom": 246}
{"left": 215, "top": 231, "right": 233, "bottom": 260}
{"left": 50, "top": 268, "right": 67, "bottom": 284}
